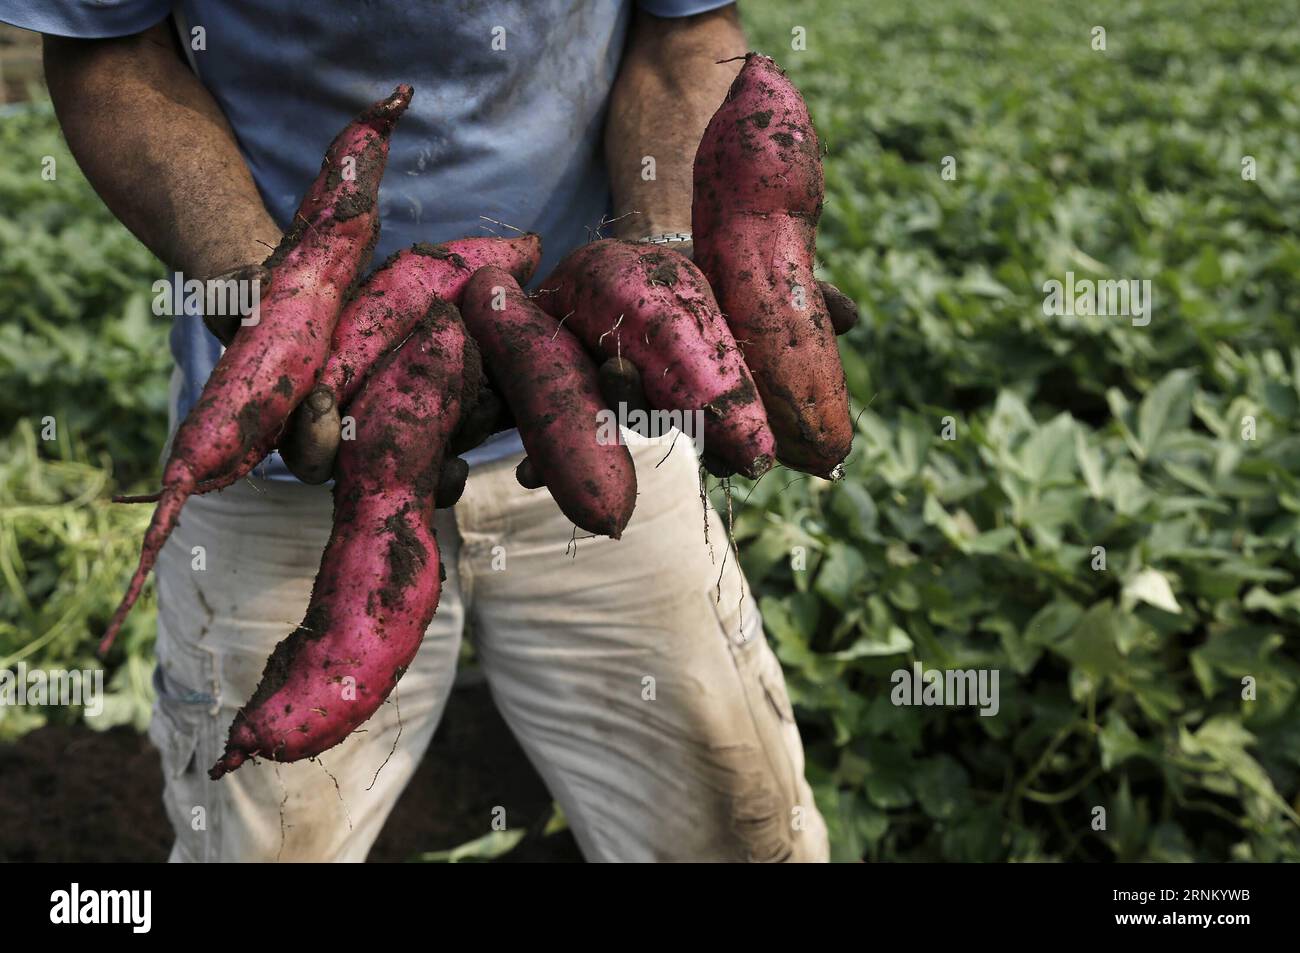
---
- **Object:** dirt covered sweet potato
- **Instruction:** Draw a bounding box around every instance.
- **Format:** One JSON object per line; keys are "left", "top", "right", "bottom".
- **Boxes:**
{"left": 211, "top": 301, "right": 480, "bottom": 777}
{"left": 693, "top": 54, "right": 852, "bottom": 477}
{"left": 462, "top": 265, "right": 636, "bottom": 538}
{"left": 536, "top": 239, "right": 775, "bottom": 479}
{"left": 101, "top": 85, "right": 413, "bottom": 653}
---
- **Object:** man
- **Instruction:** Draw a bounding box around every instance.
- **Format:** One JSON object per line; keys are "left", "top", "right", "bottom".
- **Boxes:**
{"left": 13, "top": 0, "right": 832, "bottom": 862}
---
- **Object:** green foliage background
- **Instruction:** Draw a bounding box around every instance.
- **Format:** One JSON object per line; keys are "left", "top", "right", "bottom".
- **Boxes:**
{"left": 0, "top": 101, "right": 164, "bottom": 738}
{"left": 3, "top": 0, "right": 1300, "bottom": 860}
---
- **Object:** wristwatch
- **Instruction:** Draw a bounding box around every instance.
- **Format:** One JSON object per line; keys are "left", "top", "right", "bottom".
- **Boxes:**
{"left": 637, "top": 231, "right": 693, "bottom": 245}
{"left": 638, "top": 231, "right": 694, "bottom": 259}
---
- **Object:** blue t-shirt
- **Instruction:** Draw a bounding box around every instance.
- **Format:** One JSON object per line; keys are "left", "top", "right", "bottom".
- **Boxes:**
{"left": 7, "top": 0, "right": 730, "bottom": 471}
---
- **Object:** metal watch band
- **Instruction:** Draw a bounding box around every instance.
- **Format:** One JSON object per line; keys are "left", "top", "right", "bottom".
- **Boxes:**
{"left": 637, "top": 231, "right": 693, "bottom": 245}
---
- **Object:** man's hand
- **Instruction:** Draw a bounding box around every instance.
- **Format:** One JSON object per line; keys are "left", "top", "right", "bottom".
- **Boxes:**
{"left": 43, "top": 24, "right": 374, "bottom": 490}
{"left": 278, "top": 386, "right": 342, "bottom": 484}
{"left": 817, "top": 281, "right": 860, "bottom": 336}
{"left": 201, "top": 263, "right": 272, "bottom": 345}
{"left": 278, "top": 381, "right": 470, "bottom": 506}
{"left": 603, "top": 8, "right": 859, "bottom": 326}
{"left": 501, "top": 237, "right": 857, "bottom": 486}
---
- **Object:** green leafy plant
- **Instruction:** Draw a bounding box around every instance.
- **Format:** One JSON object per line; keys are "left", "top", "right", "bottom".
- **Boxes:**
{"left": 0, "top": 103, "right": 166, "bottom": 738}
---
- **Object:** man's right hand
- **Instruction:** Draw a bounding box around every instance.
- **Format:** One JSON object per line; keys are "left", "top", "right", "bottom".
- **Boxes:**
{"left": 201, "top": 262, "right": 272, "bottom": 346}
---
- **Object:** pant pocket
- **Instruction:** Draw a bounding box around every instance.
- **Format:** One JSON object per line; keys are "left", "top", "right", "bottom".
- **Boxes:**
{"left": 150, "top": 665, "right": 211, "bottom": 774}
{"left": 710, "top": 590, "right": 832, "bottom": 861}
{"left": 148, "top": 663, "right": 219, "bottom": 860}
{"left": 699, "top": 595, "right": 796, "bottom": 857}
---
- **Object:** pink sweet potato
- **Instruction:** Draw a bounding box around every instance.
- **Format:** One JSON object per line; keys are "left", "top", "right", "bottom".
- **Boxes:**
{"left": 693, "top": 54, "right": 852, "bottom": 477}
{"left": 174, "top": 235, "right": 542, "bottom": 488}
{"left": 535, "top": 239, "right": 775, "bottom": 479}
{"left": 320, "top": 234, "right": 542, "bottom": 409}
{"left": 462, "top": 266, "right": 636, "bottom": 538}
{"left": 100, "top": 85, "right": 413, "bottom": 654}
{"left": 210, "top": 302, "right": 479, "bottom": 777}
{"left": 265, "top": 233, "right": 541, "bottom": 484}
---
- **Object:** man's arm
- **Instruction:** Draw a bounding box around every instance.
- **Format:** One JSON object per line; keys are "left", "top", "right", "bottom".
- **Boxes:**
{"left": 44, "top": 22, "right": 337, "bottom": 478}
{"left": 43, "top": 22, "right": 280, "bottom": 278}
{"left": 603, "top": 5, "right": 747, "bottom": 240}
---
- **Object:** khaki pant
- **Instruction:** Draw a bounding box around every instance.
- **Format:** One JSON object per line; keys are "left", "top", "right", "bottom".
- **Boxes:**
{"left": 149, "top": 437, "right": 829, "bottom": 862}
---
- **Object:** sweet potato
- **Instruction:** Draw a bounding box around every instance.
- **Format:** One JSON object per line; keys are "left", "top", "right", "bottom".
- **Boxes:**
{"left": 462, "top": 266, "right": 637, "bottom": 538}
{"left": 210, "top": 303, "right": 479, "bottom": 777}
{"left": 536, "top": 239, "right": 775, "bottom": 479}
{"left": 154, "top": 235, "right": 541, "bottom": 490}
{"left": 268, "top": 234, "right": 540, "bottom": 483}
{"left": 100, "top": 85, "right": 412, "bottom": 654}
{"left": 693, "top": 54, "right": 852, "bottom": 477}
{"left": 319, "top": 234, "right": 541, "bottom": 409}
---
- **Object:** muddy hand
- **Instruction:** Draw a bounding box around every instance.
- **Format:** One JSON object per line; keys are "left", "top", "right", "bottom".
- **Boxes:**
{"left": 279, "top": 386, "right": 342, "bottom": 484}
{"left": 818, "top": 280, "right": 859, "bottom": 335}
{"left": 448, "top": 384, "right": 514, "bottom": 456}
{"left": 201, "top": 262, "right": 273, "bottom": 347}
{"left": 435, "top": 456, "right": 469, "bottom": 507}
{"left": 596, "top": 356, "right": 652, "bottom": 436}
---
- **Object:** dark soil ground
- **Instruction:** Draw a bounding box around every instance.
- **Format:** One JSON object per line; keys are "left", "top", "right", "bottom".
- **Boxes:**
{"left": 0, "top": 682, "right": 583, "bottom": 863}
